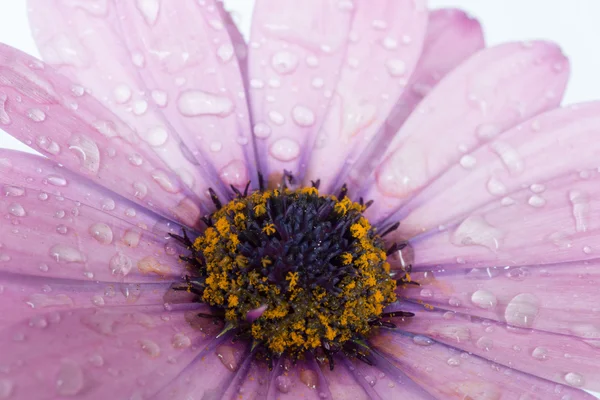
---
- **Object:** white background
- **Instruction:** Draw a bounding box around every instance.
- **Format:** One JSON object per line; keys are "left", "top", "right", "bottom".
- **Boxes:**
{"left": 0, "top": 0, "right": 599, "bottom": 396}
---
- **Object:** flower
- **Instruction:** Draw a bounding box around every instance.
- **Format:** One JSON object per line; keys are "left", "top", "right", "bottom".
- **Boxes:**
{"left": 0, "top": 0, "right": 599, "bottom": 399}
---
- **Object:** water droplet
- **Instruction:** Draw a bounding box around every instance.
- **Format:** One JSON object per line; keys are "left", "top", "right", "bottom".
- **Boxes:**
{"left": 8, "top": 203, "right": 26, "bottom": 217}
{"left": 276, "top": 375, "right": 292, "bottom": 393}
{"left": 68, "top": 135, "right": 100, "bottom": 174}
{"left": 505, "top": 267, "right": 530, "bottom": 281}
{"left": 0, "top": 379, "right": 14, "bottom": 399}
{"left": 491, "top": 142, "right": 524, "bottom": 174}
{"left": 139, "top": 339, "right": 160, "bottom": 358}
{"left": 36, "top": 136, "right": 61, "bottom": 155}
{"left": 447, "top": 357, "right": 461, "bottom": 367}
{"left": 137, "top": 256, "right": 170, "bottom": 276}
{"left": 505, "top": 293, "right": 539, "bottom": 328}
{"left": 171, "top": 332, "right": 191, "bottom": 349}
{"left": 29, "top": 315, "right": 49, "bottom": 329}
{"left": 135, "top": 0, "right": 159, "bottom": 25}
{"left": 91, "top": 295, "right": 105, "bottom": 306}
{"left": 177, "top": 90, "right": 234, "bottom": 117}
{"left": 412, "top": 335, "right": 434, "bottom": 346}
{"left": 531, "top": 346, "right": 549, "bottom": 360}
{"left": 209, "top": 141, "right": 222, "bottom": 152}
{"left": 132, "top": 100, "right": 148, "bottom": 115}
{"left": 113, "top": 84, "right": 132, "bottom": 103}
{"left": 49, "top": 244, "right": 85, "bottom": 263}
{"left": 419, "top": 288, "right": 433, "bottom": 298}
{"left": 382, "top": 37, "right": 398, "bottom": 50}
{"left": 271, "top": 51, "right": 299, "bottom": 75}
{"left": 0, "top": 93, "right": 10, "bottom": 125}
{"left": 291, "top": 105, "right": 316, "bottom": 127}
{"left": 26, "top": 108, "right": 46, "bottom": 122}
{"left": 564, "top": 372, "right": 584, "bottom": 387}
{"left": 89, "top": 223, "right": 113, "bottom": 244}
{"left": 219, "top": 160, "right": 248, "bottom": 187}
{"left": 253, "top": 122, "right": 271, "bottom": 138}
{"left": 216, "top": 345, "right": 241, "bottom": 371}
{"left": 486, "top": 177, "right": 506, "bottom": 196}
{"left": 133, "top": 182, "right": 148, "bottom": 199}
{"left": 101, "top": 198, "right": 116, "bottom": 211}
{"left": 128, "top": 153, "right": 143, "bottom": 166}
{"left": 109, "top": 252, "right": 133, "bottom": 276}
{"left": 144, "top": 126, "right": 168, "bottom": 147}
{"left": 471, "top": 290, "right": 497, "bottom": 309}
{"left": 151, "top": 89, "right": 167, "bottom": 107}
{"left": 569, "top": 190, "right": 589, "bottom": 232}
{"left": 459, "top": 155, "right": 476, "bottom": 169}
{"left": 268, "top": 110, "right": 285, "bottom": 125}
{"left": 217, "top": 43, "right": 234, "bottom": 63}
{"left": 122, "top": 228, "right": 141, "bottom": 248}
{"left": 429, "top": 325, "right": 471, "bottom": 343}
{"left": 88, "top": 354, "right": 104, "bottom": 367}
{"left": 385, "top": 59, "right": 406, "bottom": 76}
{"left": 451, "top": 215, "right": 504, "bottom": 250}
{"left": 56, "top": 361, "right": 84, "bottom": 396}
{"left": 475, "top": 336, "right": 493, "bottom": 351}
{"left": 299, "top": 369, "right": 318, "bottom": 389}
{"left": 152, "top": 169, "right": 181, "bottom": 193}
{"left": 528, "top": 195, "right": 545, "bottom": 208}
{"left": 56, "top": 224, "right": 68, "bottom": 235}
{"left": 269, "top": 138, "right": 300, "bottom": 161}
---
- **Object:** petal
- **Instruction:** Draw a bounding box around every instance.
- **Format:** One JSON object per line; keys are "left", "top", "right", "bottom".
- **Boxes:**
{"left": 27, "top": 0, "right": 218, "bottom": 198}
{"left": 394, "top": 304, "right": 600, "bottom": 392}
{"left": 0, "top": 273, "right": 173, "bottom": 328}
{"left": 402, "top": 263, "right": 600, "bottom": 346}
{"left": 0, "top": 171, "right": 183, "bottom": 282}
{"left": 0, "top": 306, "right": 218, "bottom": 399}
{"left": 0, "top": 43, "right": 207, "bottom": 227}
{"left": 113, "top": 0, "right": 258, "bottom": 190}
{"left": 398, "top": 102, "right": 600, "bottom": 247}
{"left": 0, "top": 149, "right": 175, "bottom": 234}
{"left": 362, "top": 41, "right": 569, "bottom": 223}
{"left": 303, "top": 0, "right": 428, "bottom": 192}
{"left": 370, "top": 329, "right": 595, "bottom": 399}
{"left": 246, "top": 0, "right": 354, "bottom": 181}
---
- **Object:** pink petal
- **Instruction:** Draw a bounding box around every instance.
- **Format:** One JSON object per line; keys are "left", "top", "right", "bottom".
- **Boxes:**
{"left": 396, "top": 102, "right": 600, "bottom": 246}
{"left": 362, "top": 41, "right": 569, "bottom": 223}
{"left": 27, "top": 0, "right": 219, "bottom": 198}
{"left": 0, "top": 44, "right": 207, "bottom": 227}
{"left": 0, "top": 168, "right": 184, "bottom": 283}
{"left": 370, "top": 329, "right": 595, "bottom": 399}
{"left": 303, "top": 0, "right": 428, "bottom": 192}
{"left": 394, "top": 305, "right": 600, "bottom": 392}
{"left": 402, "top": 263, "right": 600, "bottom": 347}
{"left": 0, "top": 273, "right": 173, "bottom": 328}
{"left": 0, "top": 306, "right": 218, "bottom": 399}
{"left": 0, "top": 149, "right": 177, "bottom": 235}
{"left": 113, "top": 0, "right": 257, "bottom": 190}
{"left": 345, "top": 9, "right": 485, "bottom": 190}
{"left": 246, "top": 0, "right": 354, "bottom": 181}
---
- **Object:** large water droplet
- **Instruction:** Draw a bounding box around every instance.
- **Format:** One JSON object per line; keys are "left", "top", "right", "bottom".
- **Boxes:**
{"left": 429, "top": 325, "right": 471, "bottom": 343}
{"left": 253, "top": 122, "right": 271, "bottom": 138}
{"left": 8, "top": 203, "right": 26, "bottom": 217}
{"left": 564, "top": 372, "right": 584, "bottom": 387}
{"left": 152, "top": 169, "right": 181, "bottom": 193}
{"left": 3, "top": 185, "right": 25, "bottom": 197}
{"left": 291, "top": 105, "right": 316, "bottom": 127}
{"left": 217, "top": 43, "right": 234, "bottom": 63}
{"left": 27, "top": 108, "right": 46, "bottom": 122}
{"left": 144, "top": 126, "right": 168, "bottom": 147}
{"left": 36, "top": 136, "right": 61, "bottom": 155}
{"left": 122, "top": 228, "right": 141, "bottom": 248}
{"left": 216, "top": 344, "right": 241, "bottom": 371}
{"left": 219, "top": 160, "right": 248, "bottom": 187}
{"left": 137, "top": 256, "right": 170, "bottom": 276}
{"left": 135, "top": 0, "right": 160, "bottom": 25}
{"left": 531, "top": 346, "right": 549, "bottom": 360}
{"left": 0, "top": 93, "right": 11, "bottom": 125}
{"left": 113, "top": 84, "right": 132, "bottom": 104}
{"left": 68, "top": 135, "right": 100, "bottom": 174}
{"left": 177, "top": 90, "right": 234, "bottom": 117}
{"left": 171, "top": 332, "right": 191, "bottom": 349}
{"left": 109, "top": 252, "right": 133, "bottom": 276}
{"left": 271, "top": 51, "right": 299, "bottom": 75}
{"left": 269, "top": 138, "right": 300, "bottom": 161}
{"left": 471, "top": 290, "right": 497, "bottom": 309}
{"left": 475, "top": 336, "right": 493, "bottom": 351}
{"left": 385, "top": 59, "right": 406, "bottom": 76}
{"left": 491, "top": 142, "right": 524, "bottom": 175}
{"left": 49, "top": 244, "right": 85, "bottom": 263}
{"left": 412, "top": 335, "right": 434, "bottom": 346}
{"left": 451, "top": 216, "right": 503, "bottom": 250}
{"left": 299, "top": 369, "right": 318, "bottom": 389}
{"left": 56, "top": 361, "right": 85, "bottom": 396}
{"left": 275, "top": 375, "right": 291, "bottom": 393}
{"left": 89, "top": 223, "right": 113, "bottom": 244}
{"left": 569, "top": 190, "right": 589, "bottom": 232}
{"left": 139, "top": 339, "right": 161, "bottom": 358}
{"left": 504, "top": 293, "right": 539, "bottom": 328}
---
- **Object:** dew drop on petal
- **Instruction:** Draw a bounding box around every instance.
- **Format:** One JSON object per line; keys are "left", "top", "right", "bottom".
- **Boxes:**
{"left": 385, "top": 59, "right": 406, "bottom": 77}
{"left": 299, "top": 369, "right": 318, "bottom": 389}
{"left": 113, "top": 84, "right": 132, "bottom": 103}
{"left": 135, "top": 0, "right": 160, "bottom": 25}
{"left": 531, "top": 346, "right": 549, "bottom": 360}
{"left": 36, "top": 136, "right": 61, "bottom": 155}
{"left": 26, "top": 108, "right": 46, "bottom": 122}
{"left": 139, "top": 339, "right": 161, "bottom": 358}
{"left": 49, "top": 244, "right": 85, "bottom": 263}
{"left": 219, "top": 160, "right": 248, "bottom": 187}
{"left": 55, "top": 361, "right": 85, "bottom": 396}
{"left": 451, "top": 216, "right": 503, "bottom": 251}
{"left": 253, "top": 122, "right": 271, "bottom": 139}
{"left": 144, "top": 126, "right": 168, "bottom": 147}
{"left": 217, "top": 43, "right": 234, "bottom": 63}
{"left": 271, "top": 51, "right": 299, "bottom": 75}
{"left": 504, "top": 293, "right": 539, "bottom": 328}
{"left": 569, "top": 190, "right": 589, "bottom": 232}
{"left": 0, "top": 93, "right": 11, "bottom": 125}
{"left": 470, "top": 290, "right": 497, "bottom": 309}
{"left": 291, "top": 105, "right": 316, "bottom": 127}
{"left": 475, "top": 336, "right": 493, "bottom": 351}
{"left": 68, "top": 135, "right": 100, "bottom": 175}
{"left": 491, "top": 142, "right": 524, "bottom": 174}
{"left": 216, "top": 345, "right": 241, "bottom": 371}
{"left": 564, "top": 372, "right": 584, "bottom": 387}
{"left": 276, "top": 375, "right": 292, "bottom": 393}
{"left": 412, "top": 335, "right": 434, "bottom": 346}
{"left": 171, "top": 332, "right": 191, "bottom": 349}
{"left": 109, "top": 252, "right": 133, "bottom": 276}
{"left": 177, "top": 90, "right": 234, "bottom": 117}
{"left": 8, "top": 203, "right": 26, "bottom": 217}
{"left": 89, "top": 223, "right": 113, "bottom": 244}
{"left": 269, "top": 138, "right": 300, "bottom": 161}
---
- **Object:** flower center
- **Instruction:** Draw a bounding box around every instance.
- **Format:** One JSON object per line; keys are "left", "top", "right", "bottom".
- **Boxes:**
{"left": 176, "top": 183, "right": 398, "bottom": 363}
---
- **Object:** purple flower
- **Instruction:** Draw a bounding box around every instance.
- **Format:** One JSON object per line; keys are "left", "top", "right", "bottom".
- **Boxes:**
{"left": 0, "top": 1, "right": 598, "bottom": 399}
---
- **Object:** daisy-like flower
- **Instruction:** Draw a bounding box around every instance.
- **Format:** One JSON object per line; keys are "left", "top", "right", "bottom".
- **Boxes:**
{"left": 0, "top": 0, "right": 599, "bottom": 399}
